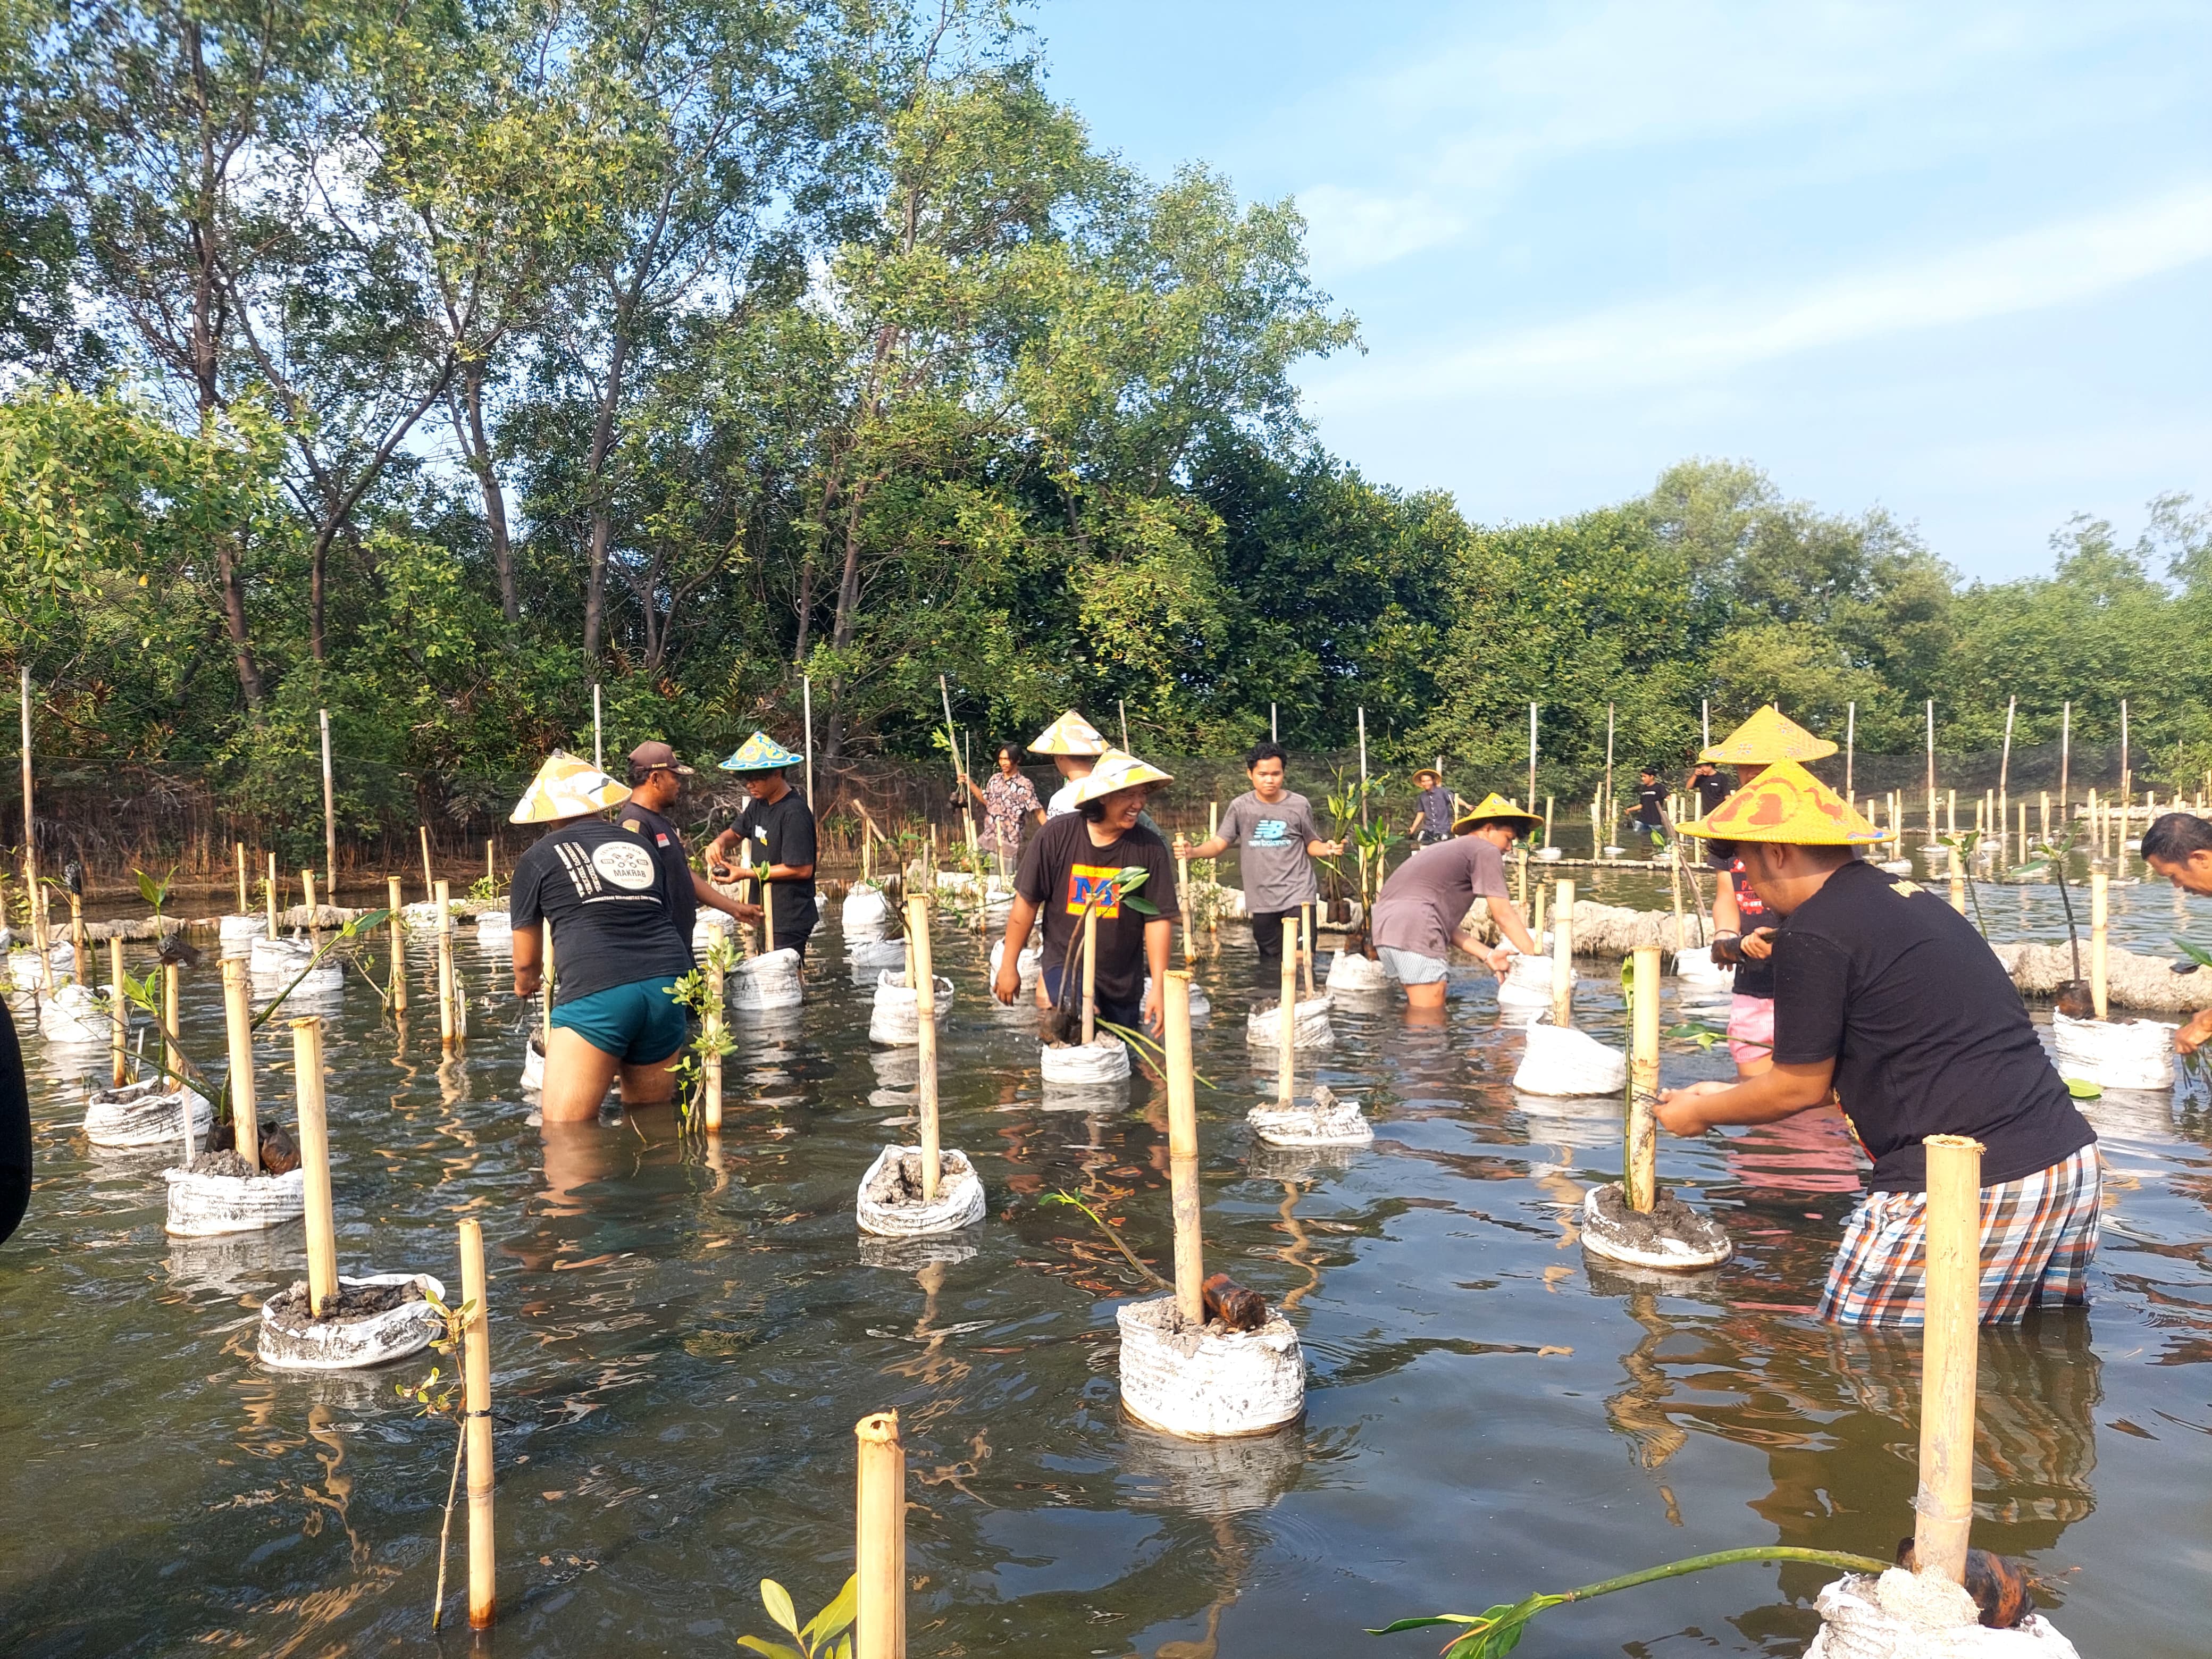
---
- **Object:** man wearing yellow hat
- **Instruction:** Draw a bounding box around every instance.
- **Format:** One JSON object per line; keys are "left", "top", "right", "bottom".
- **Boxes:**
{"left": 1699, "top": 706, "right": 1838, "bottom": 1078}
{"left": 1028, "top": 710, "right": 1110, "bottom": 820}
{"left": 1368, "top": 793, "right": 1543, "bottom": 1011}
{"left": 994, "top": 748, "right": 1179, "bottom": 1035}
{"left": 508, "top": 753, "right": 696, "bottom": 1123}
{"left": 1660, "top": 760, "right": 2099, "bottom": 1327}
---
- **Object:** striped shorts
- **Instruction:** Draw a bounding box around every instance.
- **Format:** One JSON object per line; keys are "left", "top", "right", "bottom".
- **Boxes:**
{"left": 1817, "top": 1143, "right": 2100, "bottom": 1328}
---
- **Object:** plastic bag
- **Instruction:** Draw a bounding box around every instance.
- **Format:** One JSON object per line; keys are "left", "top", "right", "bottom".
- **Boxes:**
{"left": 1512, "top": 1020, "right": 1627, "bottom": 1097}
{"left": 730, "top": 946, "right": 805, "bottom": 1012}
{"left": 869, "top": 969, "right": 953, "bottom": 1045}
{"left": 2051, "top": 1010, "right": 2174, "bottom": 1092}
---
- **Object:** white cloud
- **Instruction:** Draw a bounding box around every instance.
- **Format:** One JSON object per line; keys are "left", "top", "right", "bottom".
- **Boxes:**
{"left": 1311, "top": 184, "right": 2212, "bottom": 409}
{"left": 1296, "top": 184, "right": 1467, "bottom": 273}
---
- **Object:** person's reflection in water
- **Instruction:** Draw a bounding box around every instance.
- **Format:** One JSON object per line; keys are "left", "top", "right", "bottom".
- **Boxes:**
{"left": 499, "top": 1119, "right": 623, "bottom": 1280}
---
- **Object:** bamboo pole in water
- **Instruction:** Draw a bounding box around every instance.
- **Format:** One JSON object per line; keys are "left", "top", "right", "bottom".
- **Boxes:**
{"left": 236, "top": 841, "right": 249, "bottom": 914}
{"left": 910, "top": 895, "right": 940, "bottom": 1201}
{"left": 302, "top": 866, "right": 316, "bottom": 929}
{"left": 2091, "top": 869, "right": 2109, "bottom": 1020}
{"left": 484, "top": 839, "right": 494, "bottom": 885}
{"left": 68, "top": 890, "right": 87, "bottom": 984}
{"left": 1999, "top": 697, "right": 2015, "bottom": 857}
{"left": 161, "top": 961, "right": 181, "bottom": 1086}
{"left": 1948, "top": 847, "right": 1966, "bottom": 916}
{"left": 223, "top": 957, "right": 259, "bottom": 1173}
{"left": 266, "top": 852, "right": 280, "bottom": 941}
{"left": 386, "top": 876, "right": 407, "bottom": 1014}
{"left": 434, "top": 878, "right": 457, "bottom": 1049}
{"left": 1278, "top": 916, "right": 1298, "bottom": 1105}
{"left": 19, "top": 667, "right": 37, "bottom": 975}
{"left": 460, "top": 1217, "right": 497, "bottom": 1628}
{"left": 854, "top": 1410, "right": 906, "bottom": 1659}
{"left": 294, "top": 1016, "right": 338, "bottom": 1317}
{"left": 319, "top": 708, "right": 338, "bottom": 893}
{"left": 1912, "top": 1134, "right": 1984, "bottom": 1586}
{"left": 418, "top": 825, "right": 433, "bottom": 902}
{"left": 1176, "top": 847, "right": 1194, "bottom": 967}
{"left": 1627, "top": 946, "right": 1660, "bottom": 1214}
{"left": 1924, "top": 700, "right": 1938, "bottom": 849}
{"left": 1551, "top": 880, "right": 1575, "bottom": 1028}
{"left": 1301, "top": 901, "right": 1316, "bottom": 997}
{"left": 2059, "top": 702, "right": 2071, "bottom": 820}
{"left": 1526, "top": 702, "right": 1538, "bottom": 814}
{"left": 1164, "top": 970, "right": 1203, "bottom": 1325}
{"left": 702, "top": 920, "right": 725, "bottom": 1133}
{"left": 1080, "top": 908, "right": 1099, "bottom": 1046}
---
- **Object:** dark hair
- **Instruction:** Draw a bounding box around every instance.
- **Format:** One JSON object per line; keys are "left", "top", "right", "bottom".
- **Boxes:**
{"left": 1640, "top": 766, "right": 1660, "bottom": 777}
{"left": 2142, "top": 811, "right": 2212, "bottom": 863}
{"left": 627, "top": 760, "right": 663, "bottom": 785}
{"left": 995, "top": 742, "right": 1023, "bottom": 765}
{"left": 1078, "top": 798, "right": 1109, "bottom": 823}
{"left": 1245, "top": 741, "right": 1288, "bottom": 770}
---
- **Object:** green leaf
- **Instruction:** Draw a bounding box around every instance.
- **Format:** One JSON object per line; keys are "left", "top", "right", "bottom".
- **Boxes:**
{"left": 802, "top": 1575, "right": 859, "bottom": 1646}
{"left": 760, "top": 1578, "right": 800, "bottom": 1638}
{"left": 2065, "top": 1077, "right": 2101, "bottom": 1100}
{"left": 736, "top": 1639, "right": 803, "bottom": 1659}
{"left": 2173, "top": 937, "right": 2212, "bottom": 969}
{"left": 1123, "top": 895, "right": 1158, "bottom": 916}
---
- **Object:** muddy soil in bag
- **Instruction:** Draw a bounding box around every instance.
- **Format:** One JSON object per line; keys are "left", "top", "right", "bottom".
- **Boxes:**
{"left": 6, "top": 871, "right": 2211, "bottom": 1657}
{"left": 261, "top": 1278, "right": 425, "bottom": 1331}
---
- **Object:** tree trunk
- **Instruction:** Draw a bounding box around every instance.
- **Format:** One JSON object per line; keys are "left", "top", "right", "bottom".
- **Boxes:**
{"left": 581, "top": 298, "right": 634, "bottom": 665}
{"left": 457, "top": 365, "right": 516, "bottom": 623}
{"left": 216, "top": 535, "right": 265, "bottom": 706}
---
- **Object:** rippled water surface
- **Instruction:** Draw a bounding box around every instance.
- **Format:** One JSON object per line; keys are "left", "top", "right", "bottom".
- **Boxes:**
{"left": 4, "top": 866, "right": 2210, "bottom": 1657}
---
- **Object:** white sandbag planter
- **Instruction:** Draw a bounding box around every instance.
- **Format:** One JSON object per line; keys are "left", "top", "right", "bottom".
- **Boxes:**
{"left": 989, "top": 937, "right": 1042, "bottom": 987}
{"left": 849, "top": 935, "right": 910, "bottom": 971}
{"left": 37, "top": 982, "right": 111, "bottom": 1045}
{"left": 165, "top": 1159, "right": 307, "bottom": 1236}
{"left": 250, "top": 936, "right": 340, "bottom": 993}
{"left": 841, "top": 883, "right": 892, "bottom": 933}
{"left": 1326, "top": 949, "right": 1390, "bottom": 993}
{"left": 854, "top": 1145, "right": 987, "bottom": 1237}
{"left": 1673, "top": 944, "right": 1732, "bottom": 986}
{"left": 1247, "top": 1082, "right": 1372, "bottom": 1149}
{"left": 1805, "top": 1568, "right": 2077, "bottom": 1658}
{"left": 5, "top": 948, "right": 51, "bottom": 990}
{"left": 521, "top": 1032, "right": 545, "bottom": 1093}
{"left": 256, "top": 1272, "right": 446, "bottom": 1371}
{"left": 84, "top": 1075, "right": 215, "bottom": 1148}
{"left": 219, "top": 914, "right": 265, "bottom": 946}
{"left": 1245, "top": 995, "right": 1334, "bottom": 1050}
{"left": 1513, "top": 1022, "right": 1629, "bottom": 1097}
{"left": 869, "top": 970, "right": 952, "bottom": 1045}
{"left": 402, "top": 900, "right": 445, "bottom": 924}
{"left": 730, "top": 946, "right": 805, "bottom": 1012}
{"left": 1040, "top": 1034, "right": 1131, "bottom": 1085}
{"left": 1116, "top": 1295, "right": 1304, "bottom": 1439}
{"left": 474, "top": 910, "right": 513, "bottom": 946}
{"left": 1580, "top": 1182, "right": 1733, "bottom": 1271}
{"left": 2051, "top": 1010, "right": 2174, "bottom": 1093}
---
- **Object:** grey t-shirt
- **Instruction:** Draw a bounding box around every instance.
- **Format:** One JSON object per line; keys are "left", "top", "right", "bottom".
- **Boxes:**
{"left": 1370, "top": 835, "right": 1511, "bottom": 960}
{"left": 1217, "top": 790, "right": 1322, "bottom": 913}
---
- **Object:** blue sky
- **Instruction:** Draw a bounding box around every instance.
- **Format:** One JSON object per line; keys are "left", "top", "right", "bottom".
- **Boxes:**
{"left": 1036, "top": 2, "right": 2211, "bottom": 583}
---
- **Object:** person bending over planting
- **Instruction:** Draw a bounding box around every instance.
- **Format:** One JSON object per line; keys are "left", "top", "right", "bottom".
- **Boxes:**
{"left": 509, "top": 753, "right": 696, "bottom": 1124}
{"left": 1658, "top": 761, "right": 2099, "bottom": 1327}
{"left": 994, "top": 749, "right": 1180, "bottom": 1037}
{"left": 1176, "top": 742, "right": 1342, "bottom": 990}
{"left": 2142, "top": 810, "right": 2212, "bottom": 1055}
{"left": 1367, "top": 793, "right": 1542, "bottom": 1012}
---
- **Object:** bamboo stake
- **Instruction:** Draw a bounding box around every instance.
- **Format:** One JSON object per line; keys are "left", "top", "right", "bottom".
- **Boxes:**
{"left": 1948, "top": 848, "right": 1966, "bottom": 916}
{"left": 1357, "top": 706, "right": 1369, "bottom": 828}
{"left": 1531, "top": 880, "right": 1546, "bottom": 942}
{"left": 2090, "top": 869, "right": 2109, "bottom": 1020}
{"left": 2059, "top": 702, "right": 2071, "bottom": 818}
{"left": 68, "top": 890, "right": 87, "bottom": 985}
{"left": 236, "top": 841, "right": 249, "bottom": 914}
{"left": 386, "top": 876, "right": 407, "bottom": 1014}
{"left": 2039, "top": 792, "right": 2049, "bottom": 845}
{"left": 1543, "top": 794, "right": 1553, "bottom": 850}
{"left": 484, "top": 839, "right": 494, "bottom": 885}
{"left": 910, "top": 895, "right": 940, "bottom": 1201}
{"left": 1164, "top": 970, "right": 1203, "bottom": 1323}
{"left": 703, "top": 920, "right": 725, "bottom": 1133}
{"left": 1604, "top": 703, "right": 1615, "bottom": 828}
{"left": 802, "top": 673, "right": 815, "bottom": 811}
{"left": 1924, "top": 699, "right": 1937, "bottom": 848}
{"left": 1669, "top": 856, "right": 1685, "bottom": 948}
{"left": 302, "top": 866, "right": 317, "bottom": 930}
{"left": 1118, "top": 698, "right": 1129, "bottom": 752}
{"left": 266, "top": 852, "right": 279, "bottom": 940}
{"left": 592, "top": 682, "right": 603, "bottom": 771}
{"left": 1912, "top": 1134, "right": 1984, "bottom": 1586}
{"left": 1627, "top": 945, "right": 1660, "bottom": 1214}
{"left": 1551, "top": 879, "right": 1575, "bottom": 1028}
{"left": 1845, "top": 700, "right": 1855, "bottom": 798}
{"left": 294, "top": 1016, "right": 338, "bottom": 1318}
{"left": 1301, "top": 901, "right": 1316, "bottom": 997}
{"left": 161, "top": 961, "right": 181, "bottom": 1087}
{"left": 107, "top": 934, "right": 127, "bottom": 1088}
{"left": 434, "top": 878, "right": 457, "bottom": 1049}
{"left": 1526, "top": 702, "right": 1538, "bottom": 814}
{"left": 1945, "top": 788, "right": 1956, "bottom": 838}
{"left": 459, "top": 1218, "right": 496, "bottom": 1628}
{"left": 223, "top": 957, "right": 259, "bottom": 1174}
{"left": 18, "top": 667, "right": 35, "bottom": 971}
{"left": 1080, "top": 907, "right": 1099, "bottom": 1046}
{"left": 1177, "top": 848, "right": 1194, "bottom": 967}
{"left": 319, "top": 707, "right": 338, "bottom": 893}
{"left": 1277, "top": 916, "right": 1298, "bottom": 1105}
{"left": 418, "top": 824, "right": 433, "bottom": 902}
{"left": 853, "top": 1411, "right": 906, "bottom": 1659}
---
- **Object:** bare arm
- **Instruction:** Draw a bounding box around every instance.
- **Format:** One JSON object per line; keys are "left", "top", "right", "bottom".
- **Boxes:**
{"left": 1656, "top": 1059, "right": 1836, "bottom": 1134}
{"left": 1488, "top": 896, "right": 1540, "bottom": 958}
{"left": 510, "top": 921, "right": 541, "bottom": 997}
{"left": 1142, "top": 917, "right": 1171, "bottom": 1034}
{"left": 993, "top": 895, "right": 1040, "bottom": 1006}
{"left": 692, "top": 872, "right": 761, "bottom": 924}
{"left": 1179, "top": 833, "right": 1228, "bottom": 860}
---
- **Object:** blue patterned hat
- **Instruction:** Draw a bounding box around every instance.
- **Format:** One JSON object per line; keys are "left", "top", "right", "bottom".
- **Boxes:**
{"left": 720, "top": 731, "right": 802, "bottom": 773}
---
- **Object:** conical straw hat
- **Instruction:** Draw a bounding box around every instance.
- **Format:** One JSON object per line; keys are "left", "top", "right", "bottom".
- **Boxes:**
{"left": 1069, "top": 748, "right": 1173, "bottom": 805}
{"left": 511, "top": 751, "right": 631, "bottom": 824}
{"left": 1453, "top": 792, "right": 1542, "bottom": 831}
{"left": 719, "top": 731, "right": 803, "bottom": 772}
{"left": 1677, "top": 759, "right": 1881, "bottom": 844}
{"left": 1699, "top": 705, "right": 1838, "bottom": 763}
{"left": 1028, "top": 709, "right": 1108, "bottom": 757}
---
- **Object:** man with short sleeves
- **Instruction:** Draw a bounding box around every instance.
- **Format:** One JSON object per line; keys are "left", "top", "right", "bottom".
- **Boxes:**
{"left": 704, "top": 732, "right": 819, "bottom": 959}
{"left": 619, "top": 741, "right": 759, "bottom": 962}
{"left": 1176, "top": 742, "right": 1342, "bottom": 989}
{"left": 1658, "top": 760, "right": 2099, "bottom": 1328}
{"left": 1368, "top": 793, "right": 1542, "bottom": 1011}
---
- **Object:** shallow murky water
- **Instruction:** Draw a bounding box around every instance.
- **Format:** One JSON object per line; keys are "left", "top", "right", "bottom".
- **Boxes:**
{"left": 4, "top": 867, "right": 2209, "bottom": 1657}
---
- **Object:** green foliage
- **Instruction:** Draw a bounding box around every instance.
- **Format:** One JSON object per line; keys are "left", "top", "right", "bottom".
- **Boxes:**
{"left": 738, "top": 1574, "right": 857, "bottom": 1659}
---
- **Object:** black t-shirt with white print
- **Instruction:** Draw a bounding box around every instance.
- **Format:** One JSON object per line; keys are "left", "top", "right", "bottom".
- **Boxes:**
{"left": 1770, "top": 858, "right": 2093, "bottom": 1192}
{"left": 618, "top": 801, "right": 697, "bottom": 961}
{"left": 509, "top": 817, "right": 693, "bottom": 1006}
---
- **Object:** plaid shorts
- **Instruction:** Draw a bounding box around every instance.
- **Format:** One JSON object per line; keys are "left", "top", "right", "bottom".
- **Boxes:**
{"left": 1818, "top": 1143, "right": 2100, "bottom": 1327}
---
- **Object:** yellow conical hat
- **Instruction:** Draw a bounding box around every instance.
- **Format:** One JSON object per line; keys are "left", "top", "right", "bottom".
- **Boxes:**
{"left": 1029, "top": 709, "right": 1108, "bottom": 757}
{"left": 1068, "top": 748, "right": 1173, "bottom": 804}
{"left": 1677, "top": 758, "right": 1880, "bottom": 844}
{"left": 1699, "top": 705, "right": 1838, "bottom": 763}
{"left": 1453, "top": 792, "right": 1542, "bottom": 831}
{"left": 510, "top": 751, "right": 631, "bottom": 824}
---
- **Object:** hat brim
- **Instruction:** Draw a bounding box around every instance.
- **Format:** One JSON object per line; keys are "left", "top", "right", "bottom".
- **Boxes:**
{"left": 1456, "top": 809, "right": 1541, "bottom": 832}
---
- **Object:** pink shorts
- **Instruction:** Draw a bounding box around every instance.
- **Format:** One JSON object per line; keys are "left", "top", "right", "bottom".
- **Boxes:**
{"left": 1728, "top": 993, "right": 1774, "bottom": 1067}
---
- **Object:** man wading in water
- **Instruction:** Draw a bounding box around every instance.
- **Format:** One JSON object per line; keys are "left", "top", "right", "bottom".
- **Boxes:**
{"left": 1367, "top": 793, "right": 1541, "bottom": 1017}
{"left": 1175, "top": 742, "right": 1342, "bottom": 991}
{"left": 994, "top": 749, "right": 1179, "bottom": 1036}
{"left": 705, "top": 732, "right": 819, "bottom": 959}
{"left": 619, "top": 741, "right": 758, "bottom": 961}
{"left": 1658, "top": 760, "right": 2099, "bottom": 1327}
{"left": 2142, "top": 811, "right": 2212, "bottom": 1057}
{"left": 508, "top": 753, "right": 695, "bottom": 1123}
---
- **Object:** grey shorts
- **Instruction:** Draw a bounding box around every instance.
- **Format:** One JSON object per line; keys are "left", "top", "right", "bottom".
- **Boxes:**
{"left": 1377, "top": 946, "right": 1447, "bottom": 985}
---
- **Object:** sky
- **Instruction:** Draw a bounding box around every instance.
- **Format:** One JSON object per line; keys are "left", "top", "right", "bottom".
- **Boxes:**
{"left": 1035, "top": 1, "right": 2212, "bottom": 583}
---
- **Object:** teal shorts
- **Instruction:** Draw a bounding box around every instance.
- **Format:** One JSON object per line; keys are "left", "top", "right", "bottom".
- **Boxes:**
{"left": 549, "top": 977, "right": 688, "bottom": 1065}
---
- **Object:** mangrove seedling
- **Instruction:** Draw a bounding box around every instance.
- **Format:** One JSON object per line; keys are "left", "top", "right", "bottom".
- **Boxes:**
{"left": 667, "top": 934, "right": 740, "bottom": 1130}
{"left": 1045, "top": 1190, "right": 1167, "bottom": 1289}
{"left": 394, "top": 1287, "right": 479, "bottom": 1629}
{"left": 739, "top": 1573, "right": 858, "bottom": 1659}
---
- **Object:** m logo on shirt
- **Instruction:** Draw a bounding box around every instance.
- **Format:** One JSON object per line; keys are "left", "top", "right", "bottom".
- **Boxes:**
{"left": 1065, "top": 864, "right": 1122, "bottom": 918}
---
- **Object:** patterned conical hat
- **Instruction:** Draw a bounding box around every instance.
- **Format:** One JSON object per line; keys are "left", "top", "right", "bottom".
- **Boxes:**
{"left": 1453, "top": 791, "right": 1541, "bottom": 831}
{"left": 1678, "top": 758, "right": 1881, "bottom": 844}
{"left": 511, "top": 751, "right": 630, "bottom": 824}
{"left": 719, "top": 731, "right": 803, "bottom": 773}
{"left": 1068, "top": 748, "right": 1173, "bottom": 804}
{"left": 1028, "top": 709, "right": 1108, "bottom": 757}
{"left": 1700, "top": 705, "right": 1838, "bottom": 764}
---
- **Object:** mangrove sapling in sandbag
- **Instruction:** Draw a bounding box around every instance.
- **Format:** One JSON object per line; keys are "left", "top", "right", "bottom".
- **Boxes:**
{"left": 36, "top": 980, "right": 111, "bottom": 1045}
{"left": 85, "top": 1072, "right": 214, "bottom": 1147}
{"left": 856, "top": 896, "right": 984, "bottom": 1238}
{"left": 841, "top": 881, "right": 891, "bottom": 934}
{"left": 730, "top": 946, "right": 804, "bottom": 1012}
{"left": 1327, "top": 921, "right": 1390, "bottom": 993}
{"left": 1039, "top": 1031, "right": 1132, "bottom": 1084}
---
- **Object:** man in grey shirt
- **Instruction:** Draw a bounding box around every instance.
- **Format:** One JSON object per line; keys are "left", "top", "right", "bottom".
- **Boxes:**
{"left": 1176, "top": 742, "right": 1342, "bottom": 987}
{"left": 1370, "top": 792, "right": 1541, "bottom": 1011}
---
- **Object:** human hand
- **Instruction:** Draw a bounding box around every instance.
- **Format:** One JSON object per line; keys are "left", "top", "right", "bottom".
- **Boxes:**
{"left": 1144, "top": 980, "right": 1165, "bottom": 1036}
{"left": 1656, "top": 1080, "right": 1732, "bottom": 1134}
{"left": 513, "top": 969, "right": 541, "bottom": 999}
{"left": 732, "top": 902, "right": 764, "bottom": 925}
{"left": 993, "top": 963, "right": 1019, "bottom": 1007}
{"left": 1740, "top": 928, "right": 1777, "bottom": 961}
{"left": 1172, "top": 834, "right": 1189, "bottom": 858}
{"left": 2177, "top": 1008, "right": 2212, "bottom": 1056}
{"left": 1710, "top": 932, "right": 1741, "bottom": 966}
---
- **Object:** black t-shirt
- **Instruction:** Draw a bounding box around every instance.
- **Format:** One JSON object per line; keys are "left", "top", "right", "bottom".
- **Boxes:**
{"left": 1633, "top": 782, "right": 1664, "bottom": 827}
{"left": 1694, "top": 772, "right": 1730, "bottom": 816}
{"left": 1771, "top": 858, "right": 2093, "bottom": 1192}
{"left": 730, "top": 787, "right": 819, "bottom": 946}
{"left": 617, "top": 802, "right": 697, "bottom": 962}
{"left": 509, "top": 817, "right": 694, "bottom": 1006}
{"left": 0, "top": 1000, "right": 29, "bottom": 1244}
{"left": 1729, "top": 861, "right": 1775, "bottom": 1000}
{"left": 1013, "top": 812, "right": 1180, "bottom": 1007}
